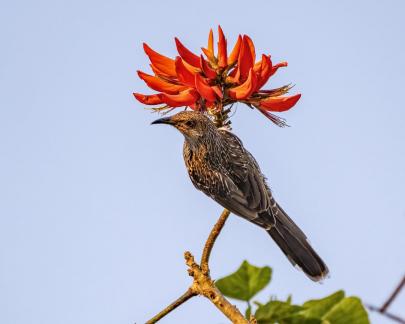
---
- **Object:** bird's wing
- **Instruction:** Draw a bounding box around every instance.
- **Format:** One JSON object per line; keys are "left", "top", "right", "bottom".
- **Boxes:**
{"left": 209, "top": 130, "right": 272, "bottom": 222}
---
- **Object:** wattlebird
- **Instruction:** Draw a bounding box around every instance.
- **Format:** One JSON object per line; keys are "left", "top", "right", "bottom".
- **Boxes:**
{"left": 152, "top": 111, "right": 329, "bottom": 281}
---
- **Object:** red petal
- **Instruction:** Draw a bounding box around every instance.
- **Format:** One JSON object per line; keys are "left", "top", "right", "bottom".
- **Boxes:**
{"left": 244, "top": 35, "right": 256, "bottom": 63}
{"left": 226, "top": 67, "right": 240, "bottom": 84}
{"left": 259, "top": 94, "right": 301, "bottom": 112}
{"left": 238, "top": 36, "right": 255, "bottom": 80}
{"left": 143, "top": 43, "right": 176, "bottom": 77}
{"left": 188, "top": 103, "right": 198, "bottom": 110}
{"left": 205, "top": 101, "right": 216, "bottom": 109}
{"left": 228, "top": 67, "right": 238, "bottom": 77}
{"left": 195, "top": 74, "right": 217, "bottom": 102}
{"left": 253, "top": 54, "right": 271, "bottom": 73}
{"left": 175, "top": 57, "right": 196, "bottom": 87}
{"left": 201, "top": 29, "right": 215, "bottom": 61}
{"left": 217, "top": 25, "right": 228, "bottom": 68}
{"left": 150, "top": 64, "right": 167, "bottom": 77}
{"left": 271, "top": 62, "right": 288, "bottom": 76}
{"left": 208, "top": 28, "right": 214, "bottom": 55}
{"left": 182, "top": 59, "right": 200, "bottom": 73}
{"left": 211, "top": 85, "right": 223, "bottom": 99}
{"left": 256, "top": 55, "right": 273, "bottom": 90}
{"left": 133, "top": 93, "right": 164, "bottom": 105}
{"left": 137, "top": 71, "right": 188, "bottom": 94}
{"left": 200, "top": 55, "right": 217, "bottom": 79}
{"left": 228, "top": 35, "right": 242, "bottom": 66}
{"left": 253, "top": 59, "right": 262, "bottom": 73}
{"left": 201, "top": 47, "right": 213, "bottom": 61}
{"left": 228, "top": 68, "right": 257, "bottom": 100}
{"left": 175, "top": 37, "right": 200, "bottom": 68}
{"left": 161, "top": 89, "right": 200, "bottom": 107}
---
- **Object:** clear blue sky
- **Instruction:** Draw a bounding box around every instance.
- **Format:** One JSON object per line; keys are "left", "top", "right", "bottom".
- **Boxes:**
{"left": 1, "top": 1, "right": 404, "bottom": 323}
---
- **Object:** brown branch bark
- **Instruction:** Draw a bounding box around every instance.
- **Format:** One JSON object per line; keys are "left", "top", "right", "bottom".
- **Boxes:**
{"left": 366, "top": 274, "right": 405, "bottom": 324}
{"left": 381, "top": 275, "right": 405, "bottom": 312}
{"left": 145, "top": 208, "right": 249, "bottom": 324}
{"left": 366, "top": 304, "right": 405, "bottom": 324}
{"left": 145, "top": 289, "right": 196, "bottom": 324}
{"left": 185, "top": 251, "right": 248, "bottom": 324}
{"left": 201, "top": 209, "right": 230, "bottom": 274}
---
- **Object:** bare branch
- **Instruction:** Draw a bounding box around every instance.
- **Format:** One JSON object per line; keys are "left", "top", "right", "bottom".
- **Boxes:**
{"left": 201, "top": 209, "right": 230, "bottom": 274}
{"left": 381, "top": 275, "right": 405, "bottom": 312}
{"left": 145, "top": 289, "right": 196, "bottom": 324}
{"left": 145, "top": 208, "right": 249, "bottom": 323}
{"left": 185, "top": 251, "right": 248, "bottom": 324}
{"left": 366, "top": 304, "right": 405, "bottom": 324}
{"left": 366, "top": 274, "right": 405, "bottom": 324}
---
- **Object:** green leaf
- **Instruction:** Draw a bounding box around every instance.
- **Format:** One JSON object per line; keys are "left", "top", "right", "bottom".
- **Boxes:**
{"left": 283, "top": 317, "right": 322, "bottom": 324}
{"left": 296, "top": 291, "right": 369, "bottom": 324}
{"left": 215, "top": 260, "right": 272, "bottom": 301}
{"left": 300, "top": 291, "right": 345, "bottom": 319}
{"left": 254, "top": 291, "right": 369, "bottom": 324}
{"left": 255, "top": 300, "right": 304, "bottom": 324}
{"left": 322, "top": 297, "right": 369, "bottom": 324}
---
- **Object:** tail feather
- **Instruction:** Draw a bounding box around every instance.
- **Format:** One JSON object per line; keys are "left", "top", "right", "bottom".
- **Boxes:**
{"left": 266, "top": 204, "right": 329, "bottom": 281}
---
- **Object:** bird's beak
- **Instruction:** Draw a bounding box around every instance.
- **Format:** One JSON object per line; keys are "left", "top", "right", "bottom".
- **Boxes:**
{"left": 151, "top": 116, "right": 174, "bottom": 126}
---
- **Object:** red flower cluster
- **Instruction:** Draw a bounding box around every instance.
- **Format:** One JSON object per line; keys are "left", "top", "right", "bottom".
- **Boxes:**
{"left": 134, "top": 26, "right": 301, "bottom": 126}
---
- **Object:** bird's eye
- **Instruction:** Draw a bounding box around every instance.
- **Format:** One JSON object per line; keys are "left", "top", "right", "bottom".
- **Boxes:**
{"left": 185, "top": 120, "right": 196, "bottom": 127}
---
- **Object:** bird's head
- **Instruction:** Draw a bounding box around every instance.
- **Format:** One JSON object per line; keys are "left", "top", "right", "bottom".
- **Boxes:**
{"left": 151, "top": 111, "right": 216, "bottom": 143}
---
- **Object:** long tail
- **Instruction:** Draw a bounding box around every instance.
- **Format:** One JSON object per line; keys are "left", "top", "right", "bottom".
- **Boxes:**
{"left": 264, "top": 204, "right": 329, "bottom": 281}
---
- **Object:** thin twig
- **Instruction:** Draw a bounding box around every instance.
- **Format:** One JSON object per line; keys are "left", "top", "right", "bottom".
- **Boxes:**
{"left": 381, "top": 275, "right": 405, "bottom": 312}
{"left": 201, "top": 209, "right": 230, "bottom": 274}
{"left": 366, "top": 274, "right": 405, "bottom": 324}
{"left": 145, "top": 289, "right": 196, "bottom": 324}
{"left": 366, "top": 304, "right": 405, "bottom": 324}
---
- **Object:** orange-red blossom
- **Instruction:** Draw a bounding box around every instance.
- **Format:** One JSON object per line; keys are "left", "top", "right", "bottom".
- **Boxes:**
{"left": 134, "top": 26, "right": 301, "bottom": 126}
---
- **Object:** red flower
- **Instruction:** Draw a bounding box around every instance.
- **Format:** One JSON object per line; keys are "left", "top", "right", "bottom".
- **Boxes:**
{"left": 134, "top": 26, "right": 301, "bottom": 126}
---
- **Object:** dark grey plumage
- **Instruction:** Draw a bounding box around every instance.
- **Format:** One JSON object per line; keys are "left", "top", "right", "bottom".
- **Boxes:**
{"left": 152, "top": 111, "right": 329, "bottom": 281}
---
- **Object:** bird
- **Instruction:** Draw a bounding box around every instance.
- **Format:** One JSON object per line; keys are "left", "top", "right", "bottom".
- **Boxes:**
{"left": 151, "top": 110, "right": 329, "bottom": 281}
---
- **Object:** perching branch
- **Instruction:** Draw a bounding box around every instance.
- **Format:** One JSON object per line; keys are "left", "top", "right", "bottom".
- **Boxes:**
{"left": 185, "top": 251, "right": 248, "bottom": 324}
{"left": 366, "top": 274, "right": 405, "bottom": 324}
{"left": 146, "top": 208, "right": 250, "bottom": 323}
{"left": 201, "top": 209, "right": 230, "bottom": 274}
